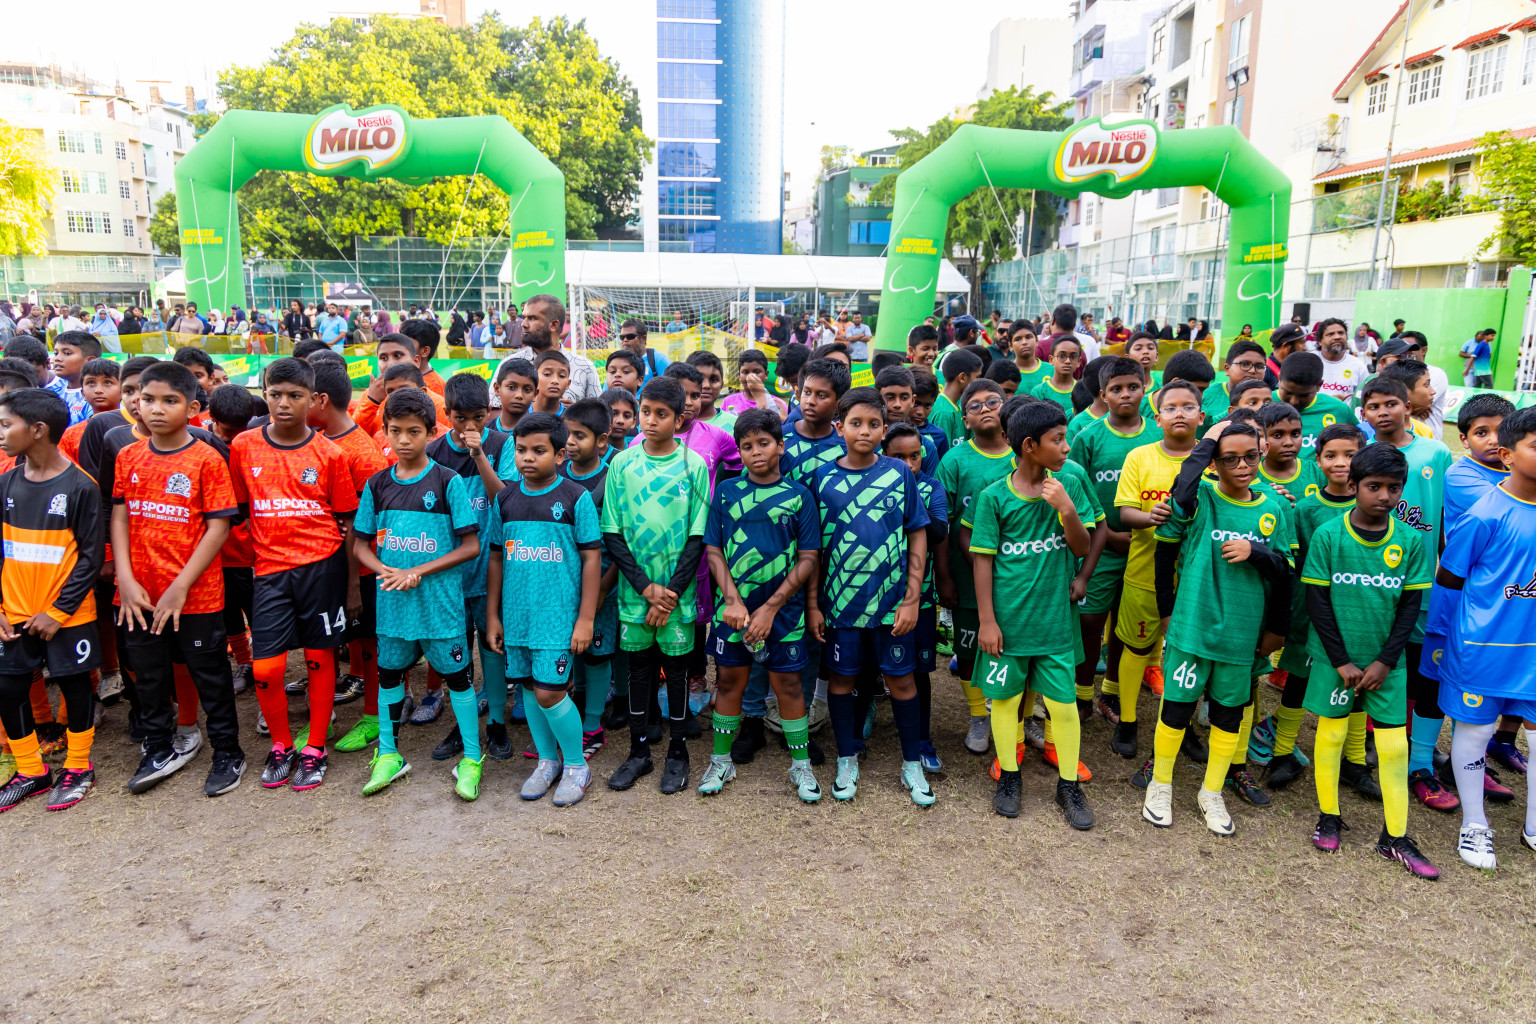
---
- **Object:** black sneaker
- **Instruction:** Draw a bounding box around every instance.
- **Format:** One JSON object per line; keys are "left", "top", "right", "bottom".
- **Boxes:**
{"left": 45, "top": 767, "right": 94, "bottom": 810}
{"left": 1312, "top": 812, "right": 1347, "bottom": 852}
{"left": 1264, "top": 751, "right": 1305, "bottom": 790}
{"left": 607, "top": 753, "right": 653, "bottom": 791}
{"left": 993, "top": 769, "right": 1022, "bottom": 817}
{"left": 1341, "top": 759, "right": 1382, "bottom": 801}
{"left": 1226, "top": 767, "right": 1271, "bottom": 806}
{"left": 660, "top": 747, "right": 690, "bottom": 794}
{"left": 1130, "top": 758, "right": 1155, "bottom": 790}
{"left": 127, "top": 708, "right": 147, "bottom": 742}
{"left": 432, "top": 722, "right": 465, "bottom": 761}
{"left": 334, "top": 674, "right": 366, "bottom": 705}
{"left": 128, "top": 747, "right": 188, "bottom": 795}
{"left": 204, "top": 752, "right": 245, "bottom": 797}
{"left": 1110, "top": 720, "right": 1138, "bottom": 759}
{"left": 806, "top": 738, "right": 826, "bottom": 767}
{"left": 1180, "top": 726, "right": 1208, "bottom": 764}
{"left": 486, "top": 721, "right": 514, "bottom": 761}
{"left": 260, "top": 746, "right": 299, "bottom": 789}
{"left": 601, "top": 700, "right": 627, "bottom": 731}
{"left": 231, "top": 663, "right": 254, "bottom": 696}
{"left": 0, "top": 769, "right": 52, "bottom": 813}
{"left": 730, "top": 716, "right": 767, "bottom": 765}
{"left": 1055, "top": 779, "right": 1095, "bottom": 830}
{"left": 682, "top": 715, "right": 703, "bottom": 740}
{"left": 290, "top": 749, "right": 328, "bottom": 790}
{"left": 284, "top": 677, "right": 308, "bottom": 696}
{"left": 1375, "top": 828, "right": 1440, "bottom": 879}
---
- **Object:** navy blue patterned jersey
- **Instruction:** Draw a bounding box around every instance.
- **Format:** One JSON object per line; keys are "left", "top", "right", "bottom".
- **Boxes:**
{"left": 915, "top": 470, "right": 948, "bottom": 608}
{"left": 780, "top": 423, "right": 845, "bottom": 489}
{"left": 354, "top": 462, "right": 479, "bottom": 639}
{"left": 562, "top": 460, "right": 610, "bottom": 569}
{"left": 426, "top": 431, "right": 510, "bottom": 599}
{"left": 703, "top": 475, "right": 821, "bottom": 644}
{"left": 490, "top": 477, "right": 602, "bottom": 649}
{"left": 814, "top": 456, "right": 929, "bottom": 629}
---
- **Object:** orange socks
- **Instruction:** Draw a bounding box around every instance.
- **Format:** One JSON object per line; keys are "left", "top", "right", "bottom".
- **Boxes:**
{"left": 253, "top": 654, "right": 292, "bottom": 747}
{"left": 10, "top": 732, "right": 43, "bottom": 778}
{"left": 64, "top": 726, "right": 93, "bottom": 771}
{"left": 303, "top": 648, "right": 337, "bottom": 753}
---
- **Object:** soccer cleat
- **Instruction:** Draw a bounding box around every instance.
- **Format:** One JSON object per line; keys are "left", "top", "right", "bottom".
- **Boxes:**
{"left": 256, "top": 709, "right": 270, "bottom": 737}
{"left": 1144, "top": 664, "right": 1164, "bottom": 697}
{"left": 1523, "top": 829, "right": 1536, "bottom": 855}
{"left": 230, "top": 663, "right": 253, "bottom": 696}
{"left": 582, "top": 729, "right": 605, "bottom": 760}
{"left": 1225, "top": 768, "right": 1270, "bottom": 806}
{"left": 607, "top": 754, "right": 653, "bottom": 791}
{"left": 204, "top": 752, "right": 245, "bottom": 797}
{"left": 98, "top": 670, "right": 126, "bottom": 703}
{"left": 37, "top": 723, "right": 66, "bottom": 757}
{"left": 1110, "top": 721, "right": 1138, "bottom": 759}
{"left": 0, "top": 769, "right": 51, "bottom": 814}
{"left": 1247, "top": 715, "right": 1277, "bottom": 762}
{"left": 363, "top": 752, "right": 410, "bottom": 795}
{"left": 334, "top": 714, "right": 379, "bottom": 753}
{"left": 1408, "top": 768, "right": 1457, "bottom": 811}
{"left": 128, "top": 747, "right": 191, "bottom": 794}
{"left": 0, "top": 752, "right": 14, "bottom": 787}
{"left": 284, "top": 676, "right": 307, "bottom": 696}
{"left": 410, "top": 688, "right": 445, "bottom": 724}
{"left": 789, "top": 761, "right": 822, "bottom": 803}
{"left": 45, "top": 766, "right": 94, "bottom": 810}
{"left": 1312, "top": 813, "right": 1348, "bottom": 853}
{"left": 964, "top": 715, "right": 991, "bottom": 754}
{"left": 1264, "top": 752, "right": 1306, "bottom": 790}
{"left": 260, "top": 746, "right": 298, "bottom": 788}
{"left": 697, "top": 754, "right": 736, "bottom": 795}
{"left": 485, "top": 722, "right": 514, "bottom": 761}
{"left": 521, "top": 758, "right": 563, "bottom": 799}
{"left": 1130, "top": 758, "right": 1155, "bottom": 790}
{"left": 1093, "top": 693, "right": 1121, "bottom": 726}
{"left": 334, "top": 674, "right": 365, "bottom": 705}
{"left": 1266, "top": 668, "right": 1288, "bottom": 692}
{"left": 291, "top": 712, "right": 337, "bottom": 751}
{"left": 918, "top": 739, "right": 942, "bottom": 773}
{"left": 432, "top": 722, "right": 465, "bottom": 761}
{"left": 993, "top": 769, "right": 1022, "bottom": 818}
{"left": 1342, "top": 759, "right": 1383, "bottom": 801}
{"left": 1487, "top": 740, "right": 1529, "bottom": 775}
{"left": 988, "top": 744, "right": 1024, "bottom": 781}
{"left": 290, "top": 749, "right": 328, "bottom": 790}
{"left": 173, "top": 725, "right": 203, "bottom": 758}
{"left": 1197, "top": 787, "right": 1235, "bottom": 836}
{"left": 1457, "top": 825, "right": 1497, "bottom": 870}
{"left": 660, "top": 750, "right": 690, "bottom": 794}
{"left": 806, "top": 697, "right": 830, "bottom": 733}
{"left": 1180, "top": 726, "right": 1208, "bottom": 764}
{"left": 832, "top": 755, "right": 860, "bottom": 801}
{"left": 1056, "top": 779, "right": 1094, "bottom": 830}
{"left": 730, "top": 716, "right": 767, "bottom": 764}
{"left": 510, "top": 684, "right": 526, "bottom": 723}
{"left": 522, "top": 740, "right": 539, "bottom": 760}
{"left": 1483, "top": 766, "right": 1516, "bottom": 804}
{"left": 1141, "top": 780, "right": 1173, "bottom": 827}
{"left": 902, "top": 760, "right": 936, "bottom": 806}
{"left": 948, "top": 655, "right": 959, "bottom": 673}
{"left": 452, "top": 757, "right": 483, "bottom": 802}
{"left": 1378, "top": 830, "right": 1439, "bottom": 880}
{"left": 1043, "top": 741, "right": 1092, "bottom": 782}
{"left": 761, "top": 695, "right": 784, "bottom": 735}
{"left": 1022, "top": 717, "right": 1046, "bottom": 752}
{"left": 552, "top": 764, "right": 592, "bottom": 806}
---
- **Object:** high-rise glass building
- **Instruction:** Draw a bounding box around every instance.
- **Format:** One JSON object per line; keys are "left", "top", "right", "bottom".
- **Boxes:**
{"left": 654, "top": 0, "right": 784, "bottom": 254}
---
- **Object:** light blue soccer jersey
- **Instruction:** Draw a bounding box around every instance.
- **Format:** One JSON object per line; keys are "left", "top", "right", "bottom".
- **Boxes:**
{"left": 490, "top": 477, "right": 601, "bottom": 649}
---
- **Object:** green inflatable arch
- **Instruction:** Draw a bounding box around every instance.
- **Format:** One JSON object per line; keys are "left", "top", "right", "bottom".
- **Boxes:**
{"left": 873, "top": 120, "right": 1290, "bottom": 352}
{"left": 174, "top": 104, "right": 565, "bottom": 313}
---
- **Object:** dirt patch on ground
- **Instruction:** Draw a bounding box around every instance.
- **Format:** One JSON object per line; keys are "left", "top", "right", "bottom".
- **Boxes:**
{"left": 2, "top": 659, "right": 1532, "bottom": 1024}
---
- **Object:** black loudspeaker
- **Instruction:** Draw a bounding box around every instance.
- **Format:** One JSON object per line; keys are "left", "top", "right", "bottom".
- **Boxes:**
{"left": 1292, "top": 302, "right": 1311, "bottom": 324}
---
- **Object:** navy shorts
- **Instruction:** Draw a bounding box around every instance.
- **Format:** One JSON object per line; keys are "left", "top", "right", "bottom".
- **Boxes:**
{"left": 826, "top": 625, "right": 916, "bottom": 678}
{"left": 708, "top": 625, "right": 810, "bottom": 673}
{"left": 914, "top": 606, "right": 937, "bottom": 673}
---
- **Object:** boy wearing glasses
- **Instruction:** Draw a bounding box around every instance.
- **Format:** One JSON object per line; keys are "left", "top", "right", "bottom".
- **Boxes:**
{"left": 1203, "top": 340, "right": 1271, "bottom": 420}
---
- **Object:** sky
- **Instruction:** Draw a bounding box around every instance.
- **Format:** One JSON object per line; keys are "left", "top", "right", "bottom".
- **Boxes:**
{"left": 10, "top": 0, "right": 1068, "bottom": 202}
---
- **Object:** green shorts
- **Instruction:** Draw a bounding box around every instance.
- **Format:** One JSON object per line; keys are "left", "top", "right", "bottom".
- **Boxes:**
{"left": 1076, "top": 560, "right": 1121, "bottom": 616}
{"left": 1161, "top": 642, "right": 1252, "bottom": 708}
{"left": 620, "top": 619, "right": 693, "bottom": 656}
{"left": 977, "top": 649, "right": 1076, "bottom": 704}
{"left": 1302, "top": 660, "right": 1406, "bottom": 726}
{"left": 506, "top": 645, "right": 575, "bottom": 690}
{"left": 953, "top": 607, "right": 980, "bottom": 676}
{"left": 1276, "top": 637, "right": 1311, "bottom": 676}
{"left": 377, "top": 635, "right": 470, "bottom": 675}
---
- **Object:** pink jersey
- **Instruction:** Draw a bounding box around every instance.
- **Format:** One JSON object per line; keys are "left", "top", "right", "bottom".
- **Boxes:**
{"left": 630, "top": 418, "right": 742, "bottom": 495}
{"left": 719, "top": 391, "right": 788, "bottom": 420}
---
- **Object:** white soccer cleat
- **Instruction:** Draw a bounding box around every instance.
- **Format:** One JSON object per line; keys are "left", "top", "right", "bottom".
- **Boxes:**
{"left": 1458, "top": 825, "right": 1498, "bottom": 870}
{"left": 1197, "top": 787, "right": 1235, "bottom": 836}
{"left": 1142, "top": 780, "right": 1174, "bottom": 828}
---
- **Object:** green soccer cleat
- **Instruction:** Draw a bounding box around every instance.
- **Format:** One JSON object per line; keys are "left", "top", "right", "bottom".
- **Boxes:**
{"left": 362, "top": 752, "right": 410, "bottom": 795}
{"left": 789, "top": 761, "right": 822, "bottom": 803}
{"left": 453, "top": 757, "right": 483, "bottom": 802}
{"left": 697, "top": 754, "right": 736, "bottom": 795}
{"left": 832, "top": 755, "right": 859, "bottom": 801}
{"left": 901, "top": 760, "right": 936, "bottom": 807}
{"left": 334, "top": 714, "right": 379, "bottom": 753}
{"left": 292, "top": 711, "right": 337, "bottom": 751}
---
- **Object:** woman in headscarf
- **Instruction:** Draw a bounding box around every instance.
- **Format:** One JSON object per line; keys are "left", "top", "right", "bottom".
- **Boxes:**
{"left": 374, "top": 309, "right": 393, "bottom": 335}
{"left": 118, "top": 306, "right": 143, "bottom": 336}
{"left": 1194, "top": 319, "right": 1210, "bottom": 342}
{"left": 791, "top": 317, "right": 812, "bottom": 345}
{"left": 249, "top": 311, "right": 273, "bottom": 354}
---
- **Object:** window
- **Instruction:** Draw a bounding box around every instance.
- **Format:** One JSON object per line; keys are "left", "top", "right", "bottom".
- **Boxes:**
{"left": 1084, "top": 197, "right": 1095, "bottom": 225}
{"left": 848, "top": 221, "right": 892, "bottom": 246}
{"left": 91, "top": 171, "right": 107, "bottom": 194}
{"left": 657, "top": 102, "right": 717, "bottom": 139}
{"left": 61, "top": 170, "right": 84, "bottom": 193}
{"left": 57, "top": 129, "right": 86, "bottom": 153}
{"left": 123, "top": 219, "right": 135, "bottom": 238}
{"left": 658, "top": 218, "right": 716, "bottom": 253}
{"left": 1197, "top": 40, "right": 1209, "bottom": 77}
{"left": 1524, "top": 35, "right": 1536, "bottom": 87}
{"left": 1450, "top": 159, "right": 1473, "bottom": 193}
{"left": 1366, "top": 79, "right": 1390, "bottom": 116}
{"left": 658, "top": 181, "right": 716, "bottom": 216}
{"left": 657, "top": 61, "right": 717, "bottom": 100}
{"left": 1224, "top": 94, "right": 1245, "bottom": 128}
{"left": 1228, "top": 15, "right": 1250, "bottom": 75}
{"left": 1407, "top": 64, "right": 1442, "bottom": 104}
{"left": 657, "top": 21, "right": 716, "bottom": 60}
{"left": 119, "top": 180, "right": 132, "bottom": 199}
{"left": 1328, "top": 269, "right": 1371, "bottom": 299}
{"left": 658, "top": 141, "right": 717, "bottom": 177}
{"left": 64, "top": 210, "right": 112, "bottom": 234}
{"left": 1152, "top": 25, "right": 1166, "bottom": 65}
{"left": 1305, "top": 273, "right": 1324, "bottom": 297}
{"left": 115, "top": 140, "right": 127, "bottom": 160}
{"left": 1465, "top": 42, "right": 1508, "bottom": 100}
{"left": 93, "top": 133, "right": 104, "bottom": 155}
{"left": 657, "top": 0, "right": 716, "bottom": 16}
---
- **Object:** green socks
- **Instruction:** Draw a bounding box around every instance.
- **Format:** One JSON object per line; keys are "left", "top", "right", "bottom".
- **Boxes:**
{"left": 712, "top": 712, "right": 743, "bottom": 757}
{"left": 782, "top": 715, "right": 811, "bottom": 763}
{"left": 580, "top": 657, "right": 612, "bottom": 732}
{"left": 542, "top": 695, "right": 587, "bottom": 768}
{"left": 448, "top": 686, "right": 482, "bottom": 761}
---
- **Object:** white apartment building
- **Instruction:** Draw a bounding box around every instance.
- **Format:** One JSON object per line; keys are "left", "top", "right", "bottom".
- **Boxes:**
{"left": 976, "top": 5, "right": 1076, "bottom": 103}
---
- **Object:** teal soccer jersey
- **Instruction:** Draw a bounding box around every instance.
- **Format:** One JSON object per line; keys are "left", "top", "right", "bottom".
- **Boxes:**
{"left": 490, "top": 477, "right": 601, "bottom": 649}
{"left": 780, "top": 422, "right": 844, "bottom": 489}
{"left": 703, "top": 475, "right": 821, "bottom": 644}
{"left": 600, "top": 442, "right": 711, "bottom": 624}
{"left": 815, "top": 456, "right": 930, "bottom": 629}
{"left": 426, "top": 430, "right": 511, "bottom": 599}
{"left": 354, "top": 462, "right": 479, "bottom": 640}
{"left": 1394, "top": 434, "right": 1453, "bottom": 639}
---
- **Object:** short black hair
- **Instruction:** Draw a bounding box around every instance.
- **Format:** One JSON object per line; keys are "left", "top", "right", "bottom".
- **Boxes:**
{"left": 600, "top": 387, "right": 637, "bottom": 415}
{"left": 882, "top": 421, "right": 923, "bottom": 452}
{"left": 514, "top": 410, "right": 567, "bottom": 449}
{"left": 1224, "top": 339, "right": 1265, "bottom": 365}
{"left": 1007, "top": 399, "right": 1067, "bottom": 450}
{"left": 1214, "top": 421, "right": 1261, "bottom": 453}
{"left": 562, "top": 398, "right": 611, "bottom": 439}
{"left": 376, "top": 332, "right": 416, "bottom": 356}
{"left": 1224, "top": 407, "right": 1263, "bottom": 427}
{"left": 0, "top": 387, "right": 67, "bottom": 442}
{"left": 292, "top": 338, "right": 331, "bottom": 361}
{"left": 0, "top": 359, "right": 36, "bottom": 392}
{"left": 738, "top": 348, "right": 770, "bottom": 374}
{"left": 876, "top": 365, "right": 917, "bottom": 391}
{"left": 984, "top": 360, "right": 1021, "bottom": 386}
{"left": 310, "top": 362, "right": 353, "bottom": 409}
{"left": 120, "top": 355, "right": 159, "bottom": 382}
{"left": 1051, "top": 303, "right": 1078, "bottom": 332}
{"left": 907, "top": 323, "right": 939, "bottom": 347}
{"left": 535, "top": 349, "right": 569, "bottom": 372}
{"left": 139, "top": 361, "right": 200, "bottom": 403}
{"left": 776, "top": 344, "right": 811, "bottom": 385}
{"left": 307, "top": 349, "right": 347, "bottom": 368}
{"left": 1380, "top": 359, "right": 1429, "bottom": 390}
{"left": 619, "top": 317, "right": 647, "bottom": 340}
{"left": 383, "top": 362, "right": 425, "bottom": 387}
{"left": 208, "top": 383, "right": 255, "bottom": 429}
{"left": 812, "top": 341, "right": 851, "bottom": 362}
{"left": 1156, "top": 378, "right": 1202, "bottom": 409}
{"left": 1279, "top": 351, "right": 1324, "bottom": 388}
{"left": 960, "top": 379, "right": 1003, "bottom": 411}
{"left": 173, "top": 346, "right": 216, "bottom": 375}
{"left": 939, "top": 346, "right": 983, "bottom": 381}
{"left": 1351, "top": 441, "right": 1409, "bottom": 486}
{"left": 382, "top": 387, "right": 436, "bottom": 432}
{"left": 1008, "top": 319, "right": 1038, "bottom": 340}
{"left": 1258, "top": 401, "right": 1301, "bottom": 430}
{"left": 1497, "top": 405, "right": 1536, "bottom": 450}
{"left": 1457, "top": 392, "right": 1516, "bottom": 435}
{"left": 1359, "top": 377, "right": 1409, "bottom": 407}
{"left": 910, "top": 366, "right": 939, "bottom": 400}
{"left": 606, "top": 349, "right": 644, "bottom": 375}
{"left": 1049, "top": 333, "right": 1082, "bottom": 355}
{"left": 443, "top": 372, "right": 490, "bottom": 413}
{"left": 53, "top": 330, "right": 101, "bottom": 359}
{"left": 640, "top": 374, "right": 686, "bottom": 416}
{"left": 81, "top": 358, "right": 119, "bottom": 381}
{"left": 732, "top": 407, "right": 782, "bottom": 445}
{"left": 802, "top": 357, "right": 852, "bottom": 397}
{"left": 1001, "top": 393, "right": 1039, "bottom": 428}
{"left": 1098, "top": 355, "right": 1145, "bottom": 391}
{"left": 1317, "top": 423, "right": 1366, "bottom": 453}
{"left": 837, "top": 386, "right": 885, "bottom": 422}
{"left": 1230, "top": 379, "right": 1272, "bottom": 404}
{"left": 398, "top": 318, "right": 440, "bottom": 359}
{"left": 1316, "top": 317, "right": 1349, "bottom": 340}
{"left": 265, "top": 356, "right": 315, "bottom": 392}
{"left": 871, "top": 350, "right": 906, "bottom": 377}
{"left": 663, "top": 361, "right": 703, "bottom": 387}
{"left": 3, "top": 335, "right": 47, "bottom": 368}
{"left": 496, "top": 358, "right": 536, "bottom": 385}
{"left": 1163, "top": 349, "right": 1214, "bottom": 385}
{"left": 685, "top": 349, "right": 723, "bottom": 376}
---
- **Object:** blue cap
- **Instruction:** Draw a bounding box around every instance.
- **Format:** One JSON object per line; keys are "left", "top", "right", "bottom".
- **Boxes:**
{"left": 952, "top": 314, "right": 982, "bottom": 335}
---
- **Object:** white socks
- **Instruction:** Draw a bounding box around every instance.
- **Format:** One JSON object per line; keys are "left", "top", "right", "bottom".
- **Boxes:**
{"left": 1450, "top": 721, "right": 1497, "bottom": 829}
{"left": 1527, "top": 729, "right": 1536, "bottom": 838}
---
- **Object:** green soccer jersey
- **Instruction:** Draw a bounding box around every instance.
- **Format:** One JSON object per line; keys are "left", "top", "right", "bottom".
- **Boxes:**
{"left": 600, "top": 442, "right": 711, "bottom": 624}
{"left": 1156, "top": 478, "right": 1297, "bottom": 665}
{"left": 1069, "top": 416, "right": 1162, "bottom": 576}
{"left": 1016, "top": 362, "right": 1052, "bottom": 394}
{"left": 1285, "top": 488, "right": 1358, "bottom": 647}
{"left": 1065, "top": 407, "right": 1105, "bottom": 444}
{"left": 1300, "top": 516, "right": 1432, "bottom": 669}
{"left": 1202, "top": 380, "right": 1274, "bottom": 419}
{"left": 1030, "top": 377, "right": 1076, "bottom": 415}
{"left": 930, "top": 392, "right": 967, "bottom": 446}
{"left": 967, "top": 471, "right": 1099, "bottom": 657}
{"left": 1258, "top": 459, "right": 1323, "bottom": 503}
{"left": 1297, "top": 394, "right": 1359, "bottom": 461}
{"left": 937, "top": 439, "right": 1016, "bottom": 609}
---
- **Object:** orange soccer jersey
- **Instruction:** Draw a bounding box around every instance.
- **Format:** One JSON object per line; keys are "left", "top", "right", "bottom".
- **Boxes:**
{"left": 59, "top": 419, "right": 90, "bottom": 464}
{"left": 353, "top": 387, "right": 448, "bottom": 437}
{"left": 0, "top": 462, "right": 101, "bottom": 627}
{"left": 112, "top": 437, "right": 240, "bottom": 614}
{"left": 229, "top": 428, "right": 359, "bottom": 577}
{"left": 326, "top": 424, "right": 391, "bottom": 494}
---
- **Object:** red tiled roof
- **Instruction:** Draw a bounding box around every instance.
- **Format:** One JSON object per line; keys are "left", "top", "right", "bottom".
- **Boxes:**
{"left": 1453, "top": 24, "right": 1510, "bottom": 49}
{"left": 1313, "top": 126, "right": 1536, "bottom": 183}
{"left": 1509, "top": 16, "right": 1536, "bottom": 32}
{"left": 1364, "top": 64, "right": 1390, "bottom": 80}
{"left": 1334, "top": 0, "right": 1410, "bottom": 100}
{"left": 1402, "top": 47, "right": 1444, "bottom": 67}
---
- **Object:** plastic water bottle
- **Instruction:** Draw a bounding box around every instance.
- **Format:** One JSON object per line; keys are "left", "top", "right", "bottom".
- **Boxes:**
{"left": 746, "top": 637, "right": 770, "bottom": 663}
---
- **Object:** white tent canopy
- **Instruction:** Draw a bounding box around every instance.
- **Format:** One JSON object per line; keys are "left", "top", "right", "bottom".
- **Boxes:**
{"left": 497, "top": 250, "right": 969, "bottom": 293}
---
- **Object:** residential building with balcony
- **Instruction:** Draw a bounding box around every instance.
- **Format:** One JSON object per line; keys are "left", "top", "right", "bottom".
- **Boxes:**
{"left": 812, "top": 147, "right": 900, "bottom": 258}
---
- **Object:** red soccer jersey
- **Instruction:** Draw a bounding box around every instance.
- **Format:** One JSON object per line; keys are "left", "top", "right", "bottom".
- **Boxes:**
{"left": 222, "top": 520, "right": 254, "bottom": 569}
{"left": 112, "top": 437, "right": 239, "bottom": 614}
{"left": 59, "top": 419, "right": 90, "bottom": 464}
{"left": 326, "top": 424, "right": 391, "bottom": 494}
{"left": 229, "top": 428, "right": 359, "bottom": 576}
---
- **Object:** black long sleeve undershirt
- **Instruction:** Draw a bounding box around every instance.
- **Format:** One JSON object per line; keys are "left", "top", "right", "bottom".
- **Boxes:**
{"left": 602, "top": 532, "right": 705, "bottom": 599}
{"left": 1307, "top": 584, "right": 1421, "bottom": 669}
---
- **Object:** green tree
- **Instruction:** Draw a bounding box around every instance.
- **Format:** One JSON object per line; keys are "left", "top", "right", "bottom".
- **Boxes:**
{"left": 1472, "top": 130, "right": 1536, "bottom": 264}
{"left": 209, "top": 13, "right": 648, "bottom": 261}
{"left": 150, "top": 191, "right": 179, "bottom": 256}
{"left": 0, "top": 119, "right": 58, "bottom": 256}
{"left": 871, "top": 86, "right": 1072, "bottom": 310}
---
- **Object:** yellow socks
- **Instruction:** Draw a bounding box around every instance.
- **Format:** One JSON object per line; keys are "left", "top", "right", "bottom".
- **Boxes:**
{"left": 1075, "top": 682, "right": 1094, "bottom": 702}
{"left": 1314, "top": 715, "right": 1350, "bottom": 816}
{"left": 1117, "top": 647, "right": 1151, "bottom": 723}
{"left": 1204, "top": 727, "right": 1239, "bottom": 792}
{"left": 991, "top": 694, "right": 1023, "bottom": 772}
{"left": 1152, "top": 720, "right": 1183, "bottom": 784}
{"left": 1042, "top": 698, "right": 1080, "bottom": 783}
{"left": 10, "top": 732, "right": 43, "bottom": 778}
{"left": 64, "top": 726, "right": 94, "bottom": 772}
{"left": 1344, "top": 711, "right": 1369, "bottom": 765}
{"left": 1376, "top": 725, "right": 1409, "bottom": 837}
{"left": 1229, "top": 702, "right": 1255, "bottom": 767}
{"left": 963, "top": 681, "right": 987, "bottom": 718}
{"left": 1101, "top": 673, "right": 1120, "bottom": 698}
{"left": 1272, "top": 705, "right": 1306, "bottom": 758}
